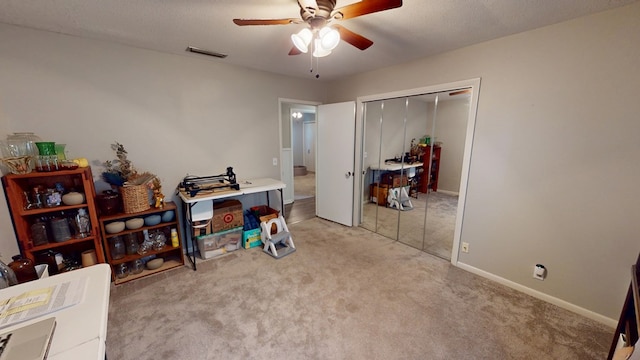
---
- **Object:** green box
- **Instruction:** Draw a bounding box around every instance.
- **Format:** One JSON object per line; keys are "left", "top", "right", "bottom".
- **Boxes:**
{"left": 242, "top": 228, "right": 262, "bottom": 249}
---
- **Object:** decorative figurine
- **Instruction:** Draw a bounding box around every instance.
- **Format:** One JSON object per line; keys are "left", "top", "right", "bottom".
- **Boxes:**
{"left": 151, "top": 178, "right": 164, "bottom": 209}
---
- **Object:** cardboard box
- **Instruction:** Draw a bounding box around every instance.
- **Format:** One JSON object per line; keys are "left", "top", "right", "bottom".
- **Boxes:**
{"left": 250, "top": 206, "right": 279, "bottom": 234}
{"left": 250, "top": 205, "right": 279, "bottom": 222}
{"left": 370, "top": 183, "right": 389, "bottom": 206}
{"left": 192, "top": 219, "right": 213, "bottom": 237}
{"left": 197, "top": 227, "right": 243, "bottom": 259}
{"left": 212, "top": 200, "right": 244, "bottom": 232}
{"left": 242, "top": 228, "right": 262, "bottom": 249}
{"left": 382, "top": 173, "right": 409, "bottom": 188}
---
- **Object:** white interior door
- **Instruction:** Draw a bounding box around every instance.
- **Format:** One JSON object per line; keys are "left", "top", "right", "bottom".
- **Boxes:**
{"left": 317, "top": 101, "right": 356, "bottom": 226}
{"left": 281, "top": 148, "right": 293, "bottom": 204}
{"left": 303, "top": 121, "right": 316, "bottom": 172}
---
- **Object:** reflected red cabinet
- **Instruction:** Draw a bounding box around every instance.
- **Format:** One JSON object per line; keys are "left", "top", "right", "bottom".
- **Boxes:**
{"left": 419, "top": 145, "right": 441, "bottom": 193}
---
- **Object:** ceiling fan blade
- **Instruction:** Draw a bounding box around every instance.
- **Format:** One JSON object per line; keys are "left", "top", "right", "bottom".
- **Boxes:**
{"left": 334, "top": 24, "right": 373, "bottom": 50}
{"left": 288, "top": 46, "right": 303, "bottom": 56}
{"left": 298, "top": 0, "right": 319, "bottom": 11}
{"left": 233, "top": 18, "right": 300, "bottom": 26}
{"left": 333, "top": 0, "right": 402, "bottom": 20}
{"left": 449, "top": 89, "right": 471, "bottom": 96}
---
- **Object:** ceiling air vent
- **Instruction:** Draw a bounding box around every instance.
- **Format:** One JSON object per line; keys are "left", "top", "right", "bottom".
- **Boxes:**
{"left": 186, "top": 46, "right": 227, "bottom": 59}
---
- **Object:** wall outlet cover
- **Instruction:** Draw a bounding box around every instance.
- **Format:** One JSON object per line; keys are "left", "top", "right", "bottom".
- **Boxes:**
{"left": 533, "top": 264, "right": 546, "bottom": 280}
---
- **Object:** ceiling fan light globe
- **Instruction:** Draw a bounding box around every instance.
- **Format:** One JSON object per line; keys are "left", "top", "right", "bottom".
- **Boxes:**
{"left": 313, "top": 39, "right": 332, "bottom": 57}
{"left": 291, "top": 28, "right": 313, "bottom": 53}
{"left": 319, "top": 26, "right": 340, "bottom": 51}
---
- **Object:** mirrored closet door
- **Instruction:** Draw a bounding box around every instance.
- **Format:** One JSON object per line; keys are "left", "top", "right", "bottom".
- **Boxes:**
{"left": 360, "top": 89, "right": 472, "bottom": 260}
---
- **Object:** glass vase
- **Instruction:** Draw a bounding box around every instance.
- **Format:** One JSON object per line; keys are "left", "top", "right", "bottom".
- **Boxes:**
{"left": 0, "top": 259, "right": 18, "bottom": 288}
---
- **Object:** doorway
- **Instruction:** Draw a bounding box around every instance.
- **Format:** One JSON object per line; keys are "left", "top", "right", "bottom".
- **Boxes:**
{"left": 354, "top": 79, "right": 480, "bottom": 264}
{"left": 292, "top": 109, "right": 316, "bottom": 201}
{"left": 279, "top": 99, "right": 319, "bottom": 224}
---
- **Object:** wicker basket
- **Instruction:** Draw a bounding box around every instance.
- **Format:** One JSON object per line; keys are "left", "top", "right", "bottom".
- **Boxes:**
{"left": 120, "top": 184, "right": 150, "bottom": 214}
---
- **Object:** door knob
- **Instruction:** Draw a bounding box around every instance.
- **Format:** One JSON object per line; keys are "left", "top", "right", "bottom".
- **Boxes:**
{"left": 345, "top": 171, "right": 352, "bottom": 178}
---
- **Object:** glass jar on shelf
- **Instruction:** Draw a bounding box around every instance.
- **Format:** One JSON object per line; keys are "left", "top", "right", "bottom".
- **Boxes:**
{"left": 50, "top": 216, "right": 71, "bottom": 242}
{"left": 109, "top": 236, "right": 125, "bottom": 260}
{"left": 30, "top": 218, "right": 49, "bottom": 246}
{"left": 1, "top": 132, "right": 41, "bottom": 173}
{"left": 124, "top": 233, "right": 139, "bottom": 255}
{"left": 71, "top": 209, "right": 91, "bottom": 238}
{"left": 129, "top": 259, "right": 144, "bottom": 275}
{"left": 35, "top": 142, "right": 58, "bottom": 172}
{"left": 0, "top": 259, "right": 18, "bottom": 288}
{"left": 8, "top": 255, "right": 39, "bottom": 283}
{"left": 152, "top": 230, "right": 167, "bottom": 251}
{"left": 37, "top": 250, "right": 59, "bottom": 276}
{"left": 115, "top": 263, "right": 128, "bottom": 279}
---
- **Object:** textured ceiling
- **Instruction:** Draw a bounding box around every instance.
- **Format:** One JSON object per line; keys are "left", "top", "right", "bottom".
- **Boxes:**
{"left": 0, "top": 0, "right": 637, "bottom": 81}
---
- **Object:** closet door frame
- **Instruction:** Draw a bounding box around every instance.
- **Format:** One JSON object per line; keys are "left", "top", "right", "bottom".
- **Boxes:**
{"left": 355, "top": 78, "right": 481, "bottom": 265}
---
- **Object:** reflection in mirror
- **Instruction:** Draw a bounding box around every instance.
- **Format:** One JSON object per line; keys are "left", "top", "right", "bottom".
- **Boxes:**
{"left": 361, "top": 99, "right": 404, "bottom": 240}
{"left": 359, "top": 87, "right": 472, "bottom": 261}
{"left": 421, "top": 91, "right": 470, "bottom": 259}
{"left": 398, "top": 95, "right": 436, "bottom": 250}
{"left": 360, "top": 100, "right": 383, "bottom": 234}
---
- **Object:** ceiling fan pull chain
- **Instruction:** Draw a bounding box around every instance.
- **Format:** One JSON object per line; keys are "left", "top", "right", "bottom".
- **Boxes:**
{"left": 309, "top": 37, "right": 319, "bottom": 79}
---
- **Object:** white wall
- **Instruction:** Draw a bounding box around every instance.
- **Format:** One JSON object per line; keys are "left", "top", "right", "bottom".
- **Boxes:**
{"left": 0, "top": 24, "right": 327, "bottom": 264}
{"left": 327, "top": 3, "right": 640, "bottom": 321}
{"left": 432, "top": 98, "right": 469, "bottom": 193}
{"left": 0, "top": 118, "right": 15, "bottom": 262}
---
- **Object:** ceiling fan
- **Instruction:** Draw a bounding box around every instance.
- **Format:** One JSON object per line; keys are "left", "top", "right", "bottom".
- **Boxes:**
{"left": 233, "top": 0, "right": 403, "bottom": 57}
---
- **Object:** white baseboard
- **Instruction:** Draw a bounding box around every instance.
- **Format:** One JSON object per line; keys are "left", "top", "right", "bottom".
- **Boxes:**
{"left": 437, "top": 189, "right": 459, "bottom": 196}
{"left": 455, "top": 262, "right": 617, "bottom": 328}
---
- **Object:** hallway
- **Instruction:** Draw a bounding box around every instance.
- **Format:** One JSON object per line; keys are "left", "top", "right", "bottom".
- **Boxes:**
{"left": 285, "top": 172, "right": 315, "bottom": 224}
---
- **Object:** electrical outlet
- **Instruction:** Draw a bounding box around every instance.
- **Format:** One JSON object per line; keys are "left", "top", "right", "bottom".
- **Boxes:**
{"left": 461, "top": 242, "right": 469, "bottom": 253}
{"left": 272, "top": 157, "right": 278, "bottom": 166}
{"left": 533, "top": 264, "right": 546, "bottom": 280}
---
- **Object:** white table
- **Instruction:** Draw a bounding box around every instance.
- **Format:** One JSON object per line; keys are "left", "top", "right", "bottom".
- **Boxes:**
{"left": 369, "top": 161, "right": 423, "bottom": 186}
{"left": 177, "top": 178, "right": 286, "bottom": 269}
{"left": 368, "top": 162, "right": 423, "bottom": 205}
{"left": 369, "top": 161, "right": 423, "bottom": 171}
{"left": 0, "top": 264, "right": 111, "bottom": 359}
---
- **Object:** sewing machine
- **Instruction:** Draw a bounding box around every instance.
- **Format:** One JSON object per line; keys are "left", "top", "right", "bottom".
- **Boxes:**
{"left": 178, "top": 167, "right": 240, "bottom": 198}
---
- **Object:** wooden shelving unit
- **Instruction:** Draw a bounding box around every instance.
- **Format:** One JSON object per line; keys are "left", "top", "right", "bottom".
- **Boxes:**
{"left": 98, "top": 202, "right": 184, "bottom": 284}
{"left": 419, "top": 145, "right": 441, "bottom": 193}
{"left": 2, "top": 167, "right": 105, "bottom": 268}
{"left": 608, "top": 253, "right": 640, "bottom": 359}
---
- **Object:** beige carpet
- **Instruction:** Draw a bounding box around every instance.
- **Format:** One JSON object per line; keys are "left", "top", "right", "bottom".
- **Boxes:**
{"left": 106, "top": 218, "right": 612, "bottom": 360}
{"left": 362, "top": 191, "right": 457, "bottom": 260}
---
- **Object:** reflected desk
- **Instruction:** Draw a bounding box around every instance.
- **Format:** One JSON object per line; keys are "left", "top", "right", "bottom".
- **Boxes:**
{"left": 369, "top": 162, "right": 423, "bottom": 204}
{"left": 177, "top": 178, "right": 285, "bottom": 270}
{"left": 370, "top": 161, "right": 423, "bottom": 172}
{"left": 369, "top": 161, "right": 423, "bottom": 185}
